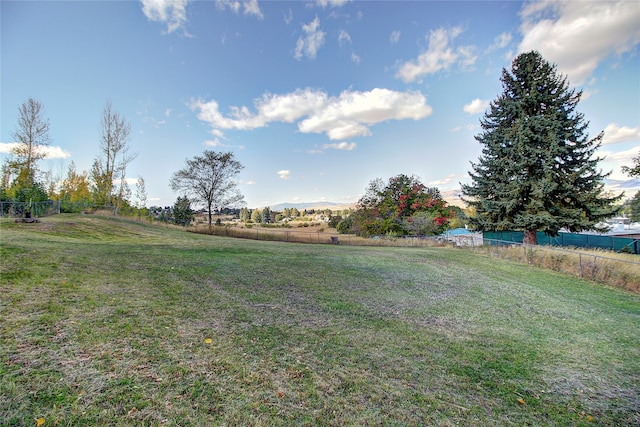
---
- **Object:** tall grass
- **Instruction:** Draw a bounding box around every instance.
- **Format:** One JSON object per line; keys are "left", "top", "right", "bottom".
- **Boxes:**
{"left": 191, "top": 224, "right": 449, "bottom": 247}
{"left": 474, "top": 241, "right": 640, "bottom": 294}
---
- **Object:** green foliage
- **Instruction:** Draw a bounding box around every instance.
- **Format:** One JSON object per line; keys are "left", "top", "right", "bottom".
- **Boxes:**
{"left": 448, "top": 206, "right": 468, "bottom": 229}
{"left": 328, "top": 215, "right": 342, "bottom": 228}
{"left": 628, "top": 191, "right": 640, "bottom": 222}
{"left": 239, "top": 207, "right": 251, "bottom": 222}
{"left": 251, "top": 209, "right": 261, "bottom": 223}
{"left": 9, "top": 180, "right": 49, "bottom": 204}
{"left": 336, "top": 217, "right": 353, "bottom": 234}
{"left": 172, "top": 196, "right": 194, "bottom": 226}
{"left": 261, "top": 206, "right": 271, "bottom": 224}
{"left": 621, "top": 151, "right": 640, "bottom": 178}
{"left": 352, "top": 174, "right": 452, "bottom": 237}
{"left": 462, "top": 51, "right": 621, "bottom": 242}
{"left": 59, "top": 162, "right": 92, "bottom": 213}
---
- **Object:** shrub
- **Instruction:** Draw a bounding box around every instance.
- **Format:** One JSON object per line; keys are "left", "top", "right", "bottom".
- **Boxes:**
{"left": 336, "top": 217, "right": 353, "bottom": 234}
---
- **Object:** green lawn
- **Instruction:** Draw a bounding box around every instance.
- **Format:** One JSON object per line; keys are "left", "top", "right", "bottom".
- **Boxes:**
{"left": 1, "top": 215, "right": 638, "bottom": 426}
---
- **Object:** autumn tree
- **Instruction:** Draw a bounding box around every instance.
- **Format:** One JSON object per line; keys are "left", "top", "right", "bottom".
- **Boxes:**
{"left": 169, "top": 150, "right": 245, "bottom": 227}
{"left": 251, "top": 208, "right": 262, "bottom": 223}
{"left": 59, "top": 161, "right": 92, "bottom": 212}
{"left": 462, "top": 51, "right": 621, "bottom": 244}
{"left": 352, "top": 174, "right": 452, "bottom": 237}
{"left": 2, "top": 98, "right": 52, "bottom": 210}
{"left": 91, "top": 101, "right": 136, "bottom": 214}
{"left": 9, "top": 98, "right": 51, "bottom": 188}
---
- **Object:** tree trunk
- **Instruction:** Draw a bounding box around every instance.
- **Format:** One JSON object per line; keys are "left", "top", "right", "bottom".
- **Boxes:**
{"left": 523, "top": 229, "right": 537, "bottom": 245}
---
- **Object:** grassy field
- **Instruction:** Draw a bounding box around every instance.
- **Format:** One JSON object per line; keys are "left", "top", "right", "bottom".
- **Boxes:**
{"left": 1, "top": 215, "right": 639, "bottom": 426}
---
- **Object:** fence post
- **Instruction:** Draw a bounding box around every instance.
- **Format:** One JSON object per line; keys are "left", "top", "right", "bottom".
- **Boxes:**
{"left": 579, "top": 253, "right": 583, "bottom": 277}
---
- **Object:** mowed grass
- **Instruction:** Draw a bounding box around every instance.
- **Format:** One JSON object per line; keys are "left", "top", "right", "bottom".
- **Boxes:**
{"left": 1, "top": 215, "right": 638, "bottom": 426}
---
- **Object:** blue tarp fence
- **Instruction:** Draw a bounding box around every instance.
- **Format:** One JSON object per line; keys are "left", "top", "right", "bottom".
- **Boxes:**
{"left": 483, "top": 230, "right": 639, "bottom": 254}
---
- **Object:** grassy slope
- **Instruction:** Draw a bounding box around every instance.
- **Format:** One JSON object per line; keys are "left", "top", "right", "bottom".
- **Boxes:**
{"left": 1, "top": 215, "right": 638, "bottom": 426}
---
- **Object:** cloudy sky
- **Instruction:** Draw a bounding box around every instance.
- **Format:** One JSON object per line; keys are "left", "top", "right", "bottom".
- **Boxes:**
{"left": 2, "top": 0, "right": 639, "bottom": 209}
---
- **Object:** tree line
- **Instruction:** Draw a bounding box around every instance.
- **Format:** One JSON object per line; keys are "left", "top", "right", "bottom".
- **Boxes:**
{"left": 4, "top": 51, "right": 638, "bottom": 241}
{"left": 1, "top": 99, "right": 144, "bottom": 218}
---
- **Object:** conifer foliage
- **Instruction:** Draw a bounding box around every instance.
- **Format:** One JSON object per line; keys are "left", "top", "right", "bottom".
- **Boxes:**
{"left": 462, "top": 51, "right": 620, "bottom": 244}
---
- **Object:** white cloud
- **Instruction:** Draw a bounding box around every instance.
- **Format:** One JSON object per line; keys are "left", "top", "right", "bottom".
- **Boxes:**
{"left": 294, "top": 16, "right": 325, "bottom": 60}
{"left": 297, "top": 88, "right": 432, "bottom": 140}
{"left": 451, "top": 124, "right": 475, "bottom": 132}
{"left": 284, "top": 8, "right": 293, "bottom": 25}
{"left": 351, "top": 53, "right": 361, "bottom": 63}
{"left": 242, "top": 0, "right": 263, "bottom": 19}
{"left": 277, "top": 170, "right": 291, "bottom": 180}
{"left": 428, "top": 174, "right": 458, "bottom": 187}
{"left": 246, "top": 180, "right": 256, "bottom": 185}
{"left": 140, "top": 0, "right": 190, "bottom": 35}
{"left": 599, "top": 146, "right": 640, "bottom": 180}
{"left": 390, "top": 30, "right": 400, "bottom": 44}
{"left": 323, "top": 142, "right": 357, "bottom": 151}
{"left": 41, "top": 146, "right": 72, "bottom": 159}
{"left": 602, "top": 123, "right": 640, "bottom": 145}
{"left": 580, "top": 88, "right": 598, "bottom": 102}
{"left": 190, "top": 87, "right": 432, "bottom": 141}
{"left": 204, "top": 139, "right": 223, "bottom": 147}
{"left": 164, "top": 108, "right": 172, "bottom": 117}
{"left": 518, "top": 0, "right": 640, "bottom": 85}
{"left": 338, "top": 29, "right": 351, "bottom": 46}
{"left": 0, "top": 142, "right": 71, "bottom": 159}
{"left": 316, "top": 0, "right": 351, "bottom": 7}
{"left": 463, "top": 98, "right": 489, "bottom": 115}
{"left": 216, "top": 0, "right": 264, "bottom": 19}
{"left": 396, "top": 26, "right": 477, "bottom": 82}
{"left": 488, "top": 32, "right": 512, "bottom": 51}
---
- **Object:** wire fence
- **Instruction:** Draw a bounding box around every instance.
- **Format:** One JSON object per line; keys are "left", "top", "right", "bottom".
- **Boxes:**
{"left": 447, "top": 235, "right": 640, "bottom": 293}
{"left": 191, "top": 225, "right": 449, "bottom": 247}
{"left": 0, "top": 200, "right": 57, "bottom": 219}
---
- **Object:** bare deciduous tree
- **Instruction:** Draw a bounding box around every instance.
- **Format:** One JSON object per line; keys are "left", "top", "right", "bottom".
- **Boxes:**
{"left": 170, "top": 150, "right": 245, "bottom": 227}
{"left": 9, "top": 98, "right": 51, "bottom": 188}
{"left": 91, "top": 101, "right": 136, "bottom": 213}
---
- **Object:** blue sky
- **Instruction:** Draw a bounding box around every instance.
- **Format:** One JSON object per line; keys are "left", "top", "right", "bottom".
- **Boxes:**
{"left": 2, "top": 0, "right": 639, "bottom": 209}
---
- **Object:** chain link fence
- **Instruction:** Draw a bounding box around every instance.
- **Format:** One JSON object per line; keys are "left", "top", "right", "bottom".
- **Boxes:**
{"left": 0, "top": 200, "right": 57, "bottom": 219}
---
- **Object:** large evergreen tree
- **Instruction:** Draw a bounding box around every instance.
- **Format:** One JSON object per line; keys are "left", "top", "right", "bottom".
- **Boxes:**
{"left": 461, "top": 51, "right": 621, "bottom": 244}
